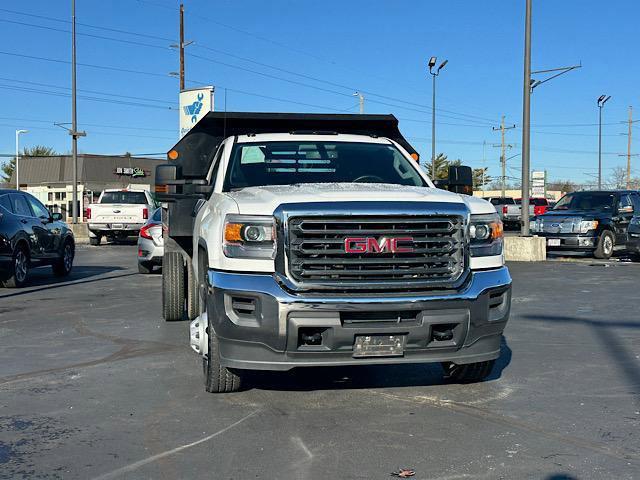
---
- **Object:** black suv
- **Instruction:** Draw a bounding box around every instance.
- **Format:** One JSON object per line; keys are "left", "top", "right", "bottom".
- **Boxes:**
{"left": 531, "top": 190, "right": 640, "bottom": 259}
{"left": 0, "top": 189, "right": 75, "bottom": 287}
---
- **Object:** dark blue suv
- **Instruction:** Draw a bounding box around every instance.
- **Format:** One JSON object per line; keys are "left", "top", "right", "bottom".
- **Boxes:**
{"left": 0, "top": 189, "right": 75, "bottom": 287}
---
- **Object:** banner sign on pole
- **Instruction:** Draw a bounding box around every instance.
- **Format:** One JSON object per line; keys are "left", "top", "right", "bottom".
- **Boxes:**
{"left": 179, "top": 86, "right": 214, "bottom": 138}
{"left": 531, "top": 170, "right": 546, "bottom": 197}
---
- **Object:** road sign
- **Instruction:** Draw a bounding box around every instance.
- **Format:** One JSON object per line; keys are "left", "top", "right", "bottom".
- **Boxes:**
{"left": 179, "top": 86, "right": 214, "bottom": 139}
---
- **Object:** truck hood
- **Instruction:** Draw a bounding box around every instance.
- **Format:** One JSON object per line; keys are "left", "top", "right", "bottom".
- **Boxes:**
{"left": 539, "top": 209, "right": 608, "bottom": 220}
{"left": 224, "top": 183, "right": 494, "bottom": 215}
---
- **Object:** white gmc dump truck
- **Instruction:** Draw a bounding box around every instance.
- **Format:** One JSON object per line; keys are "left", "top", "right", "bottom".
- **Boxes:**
{"left": 156, "top": 113, "right": 511, "bottom": 393}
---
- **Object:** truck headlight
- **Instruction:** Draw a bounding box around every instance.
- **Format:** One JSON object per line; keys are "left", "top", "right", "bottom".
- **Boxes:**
{"left": 223, "top": 215, "right": 276, "bottom": 259}
{"left": 469, "top": 213, "right": 503, "bottom": 257}
{"left": 578, "top": 220, "right": 598, "bottom": 234}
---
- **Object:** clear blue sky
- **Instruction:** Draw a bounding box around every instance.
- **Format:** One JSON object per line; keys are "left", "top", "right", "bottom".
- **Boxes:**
{"left": 0, "top": 0, "right": 638, "bottom": 185}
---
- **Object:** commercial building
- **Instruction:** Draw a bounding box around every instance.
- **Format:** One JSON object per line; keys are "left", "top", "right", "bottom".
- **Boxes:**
{"left": 9, "top": 154, "right": 166, "bottom": 221}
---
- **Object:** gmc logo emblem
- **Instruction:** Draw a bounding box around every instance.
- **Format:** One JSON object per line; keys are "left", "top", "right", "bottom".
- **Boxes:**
{"left": 344, "top": 237, "right": 414, "bottom": 254}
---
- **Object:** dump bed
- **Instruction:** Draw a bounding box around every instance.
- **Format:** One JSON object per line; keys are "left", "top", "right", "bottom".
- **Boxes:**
{"left": 160, "top": 112, "right": 420, "bottom": 250}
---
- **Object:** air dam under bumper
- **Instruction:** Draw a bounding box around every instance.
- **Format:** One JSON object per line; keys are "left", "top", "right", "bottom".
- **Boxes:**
{"left": 194, "top": 267, "right": 511, "bottom": 371}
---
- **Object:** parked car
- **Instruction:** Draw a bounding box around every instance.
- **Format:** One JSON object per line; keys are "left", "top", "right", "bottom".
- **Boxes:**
{"left": 0, "top": 189, "right": 75, "bottom": 287}
{"left": 626, "top": 215, "right": 640, "bottom": 258}
{"left": 515, "top": 197, "right": 550, "bottom": 217}
{"left": 137, "top": 207, "right": 164, "bottom": 274}
{"left": 87, "top": 189, "right": 156, "bottom": 245}
{"left": 484, "top": 197, "right": 520, "bottom": 228}
{"left": 531, "top": 190, "right": 640, "bottom": 259}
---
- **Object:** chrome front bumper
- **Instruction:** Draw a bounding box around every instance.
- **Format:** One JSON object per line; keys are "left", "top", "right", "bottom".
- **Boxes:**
{"left": 196, "top": 267, "right": 512, "bottom": 371}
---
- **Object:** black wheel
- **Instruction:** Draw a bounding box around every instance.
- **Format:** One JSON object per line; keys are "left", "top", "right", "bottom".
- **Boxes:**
{"left": 89, "top": 236, "right": 101, "bottom": 246}
{"left": 441, "top": 360, "right": 495, "bottom": 383}
{"left": 138, "top": 261, "right": 153, "bottom": 274}
{"left": 52, "top": 241, "right": 74, "bottom": 277}
{"left": 203, "top": 333, "right": 243, "bottom": 393}
{"left": 2, "top": 245, "right": 30, "bottom": 288}
{"left": 162, "top": 251, "right": 185, "bottom": 321}
{"left": 186, "top": 260, "right": 198, "bottom": 320}
{"left": 594, "top": 231, "right": 614, "bottom": 259}
{"left": 198, "top": 248, "right": 243, "bottom": 393}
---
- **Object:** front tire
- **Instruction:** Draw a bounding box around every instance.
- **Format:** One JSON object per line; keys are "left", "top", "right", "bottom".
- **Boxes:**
{"left": 204, "top": 325, "right": 243, "bottom": 393}
{"left": 594, "top": 231, "right": 614, "bottom": 259}
{"left": 442, "top": 360, "right": 495, "bottom": 383}
{"left": 89, "top": 235, "right": 101, "bottom": 246}
{"left": 162, "top": 251, "right": 185, "bottom": 321}
{"left": 52, "top": 241, "right": 74, "bottom": 277}
{"left": 2, "top": 246, "right": 30, "bottom": 288}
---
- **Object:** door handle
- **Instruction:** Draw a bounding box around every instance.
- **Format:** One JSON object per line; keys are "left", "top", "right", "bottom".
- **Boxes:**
{"left": 20, "top": 218, "right": 28, "bottom": 224}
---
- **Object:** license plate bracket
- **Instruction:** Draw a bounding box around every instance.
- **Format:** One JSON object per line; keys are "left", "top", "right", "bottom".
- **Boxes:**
{"left": 547, "top": 238, "right": 561, "bottom": 247}
{"left": 353, "top": 334, "right": 406, "bottom": 358}
{"left": 112, "top": 223, "right": 124, "bottom": 230}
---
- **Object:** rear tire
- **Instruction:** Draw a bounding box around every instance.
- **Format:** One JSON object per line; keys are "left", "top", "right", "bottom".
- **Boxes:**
{"left": 594, "top": 231, "right": 614, "bottom": 259}
{"left": 89, "top": 236, "right": 101, "bottom": 246}
{"left": 138, "top": 261, "right": 153, "bottom": 274}
{"left": 2, "top": 246, "right": 30, "bottom": 288}
{"left": 52, "top": 241, "right": 74, "bottom": 277}
{"left": 162, "top": 251, "right": 185, "bottom": 321}
{"left": 441, "top": 360, "right": 495, "bottom": 383}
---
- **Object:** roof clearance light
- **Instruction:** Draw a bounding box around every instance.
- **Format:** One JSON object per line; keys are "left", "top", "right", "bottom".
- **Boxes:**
{"left": 168, "top": 150, "right": 179, "bottom": 160}
{"left": 410, "top": 153, "right": 419, "bottom": 162}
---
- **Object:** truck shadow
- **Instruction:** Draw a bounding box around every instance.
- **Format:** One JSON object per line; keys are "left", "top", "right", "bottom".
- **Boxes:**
{"left": 0, "top": 266, "right": 132, "bottom": 299}
{"left": 246, "top": 336, "right": 512, "bottom": 392}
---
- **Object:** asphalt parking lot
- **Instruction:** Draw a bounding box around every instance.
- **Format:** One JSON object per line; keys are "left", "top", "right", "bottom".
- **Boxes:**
{"left": 1, "top": 245, "right": 639, "bottom": 479}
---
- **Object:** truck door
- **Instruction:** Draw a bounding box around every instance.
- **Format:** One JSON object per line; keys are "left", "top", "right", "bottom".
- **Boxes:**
{"left": 615, "top": 194, "right": 634, "bottom": 244}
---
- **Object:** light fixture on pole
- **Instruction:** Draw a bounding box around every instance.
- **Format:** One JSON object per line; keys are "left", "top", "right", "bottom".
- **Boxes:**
{"left": 428, "top": 56, "right": 448, "bottom": 178}
{"left": 597, "top": 94, "right": 611, "bottom": 189}
{"left": 15, "top": 129, "right": 28, "bottom": 190}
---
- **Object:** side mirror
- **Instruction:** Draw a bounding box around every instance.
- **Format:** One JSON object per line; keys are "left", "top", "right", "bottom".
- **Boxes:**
{"left": 434, "top": 166, "right": 474, "bottom": 194}
{"left": 155, "top": 164, "right": 183, "bottom": 202}
{"left": 447, "top": 166, "right": 473, "bottom": 195}
{"left": 51, "top": 212, "right": 63, "bottom": 221}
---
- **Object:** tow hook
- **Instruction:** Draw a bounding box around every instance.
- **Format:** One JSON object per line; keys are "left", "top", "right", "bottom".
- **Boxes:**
{"left": 190, "top": 312, "right": 208, "bottom": 356}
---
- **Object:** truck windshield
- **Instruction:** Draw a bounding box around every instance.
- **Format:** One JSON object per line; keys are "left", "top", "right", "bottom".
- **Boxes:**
{"left": 552, "top": 192, "right": 615, "bottom": 211}
{"left": 223, "top": 141, "right": 427, "bottom": 190}
{"left": 100, "top": 191, "right": 148, "bottom": 204}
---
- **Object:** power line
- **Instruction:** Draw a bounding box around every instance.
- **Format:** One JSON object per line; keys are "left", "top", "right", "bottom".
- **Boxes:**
{"left": 1, "top": 8, "right": 503, "bottom": 126}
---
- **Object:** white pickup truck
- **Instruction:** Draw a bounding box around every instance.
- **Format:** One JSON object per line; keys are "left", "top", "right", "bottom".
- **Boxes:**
{"left": 156, "top": 113, "right": 512, "bottom": 393}
{"left": 87, "top": 189, "right": 155, "bottom": 245}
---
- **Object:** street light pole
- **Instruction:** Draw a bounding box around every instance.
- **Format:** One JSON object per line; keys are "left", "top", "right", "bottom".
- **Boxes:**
{"left": 597, "top": 95, "right": 611, "bottom": 189}
{"left": 428, "top": 57, "right": 447, "bottom": 178}
{"left": 71, "top": 0, "right": 78, "bottom": 224}
{"left": 353, "top": 92, "right": 364, "bottom": 114}
{"left": 520, "top": 0, "right": 532, "bottom": 236}
{"left": 15, "top": 129, "right": 28, "bottom": 190}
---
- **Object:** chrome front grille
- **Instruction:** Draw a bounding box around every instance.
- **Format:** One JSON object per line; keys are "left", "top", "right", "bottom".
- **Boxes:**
{"left": 286, "top": 215, "right": 466, "bottom": 289}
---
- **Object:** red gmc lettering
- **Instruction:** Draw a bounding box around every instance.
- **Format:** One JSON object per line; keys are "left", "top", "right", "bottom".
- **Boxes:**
{"left": 344, "top": 237, "right": 414, "bottom": 253}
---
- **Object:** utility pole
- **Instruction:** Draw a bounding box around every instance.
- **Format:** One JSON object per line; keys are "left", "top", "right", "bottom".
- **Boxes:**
{"left": 627, "top": 106, "right": 632, "bottom": 189}
{"left": 70, "top": 0, "right": 86, "bottom": 224}
{"left": 520, "top": 0, "right": 532, "bottom": 236}
{"left": 493, "top": 116, "right": 515, "bottom": 199}
{"left": 353, "top": 92, "right": 364, "bottom": 114}
{"left": 15, "top": 129, "right": 28, "bottom": 190}
{"left": 179, "top": 3, "right": 185, "bottom": 91}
